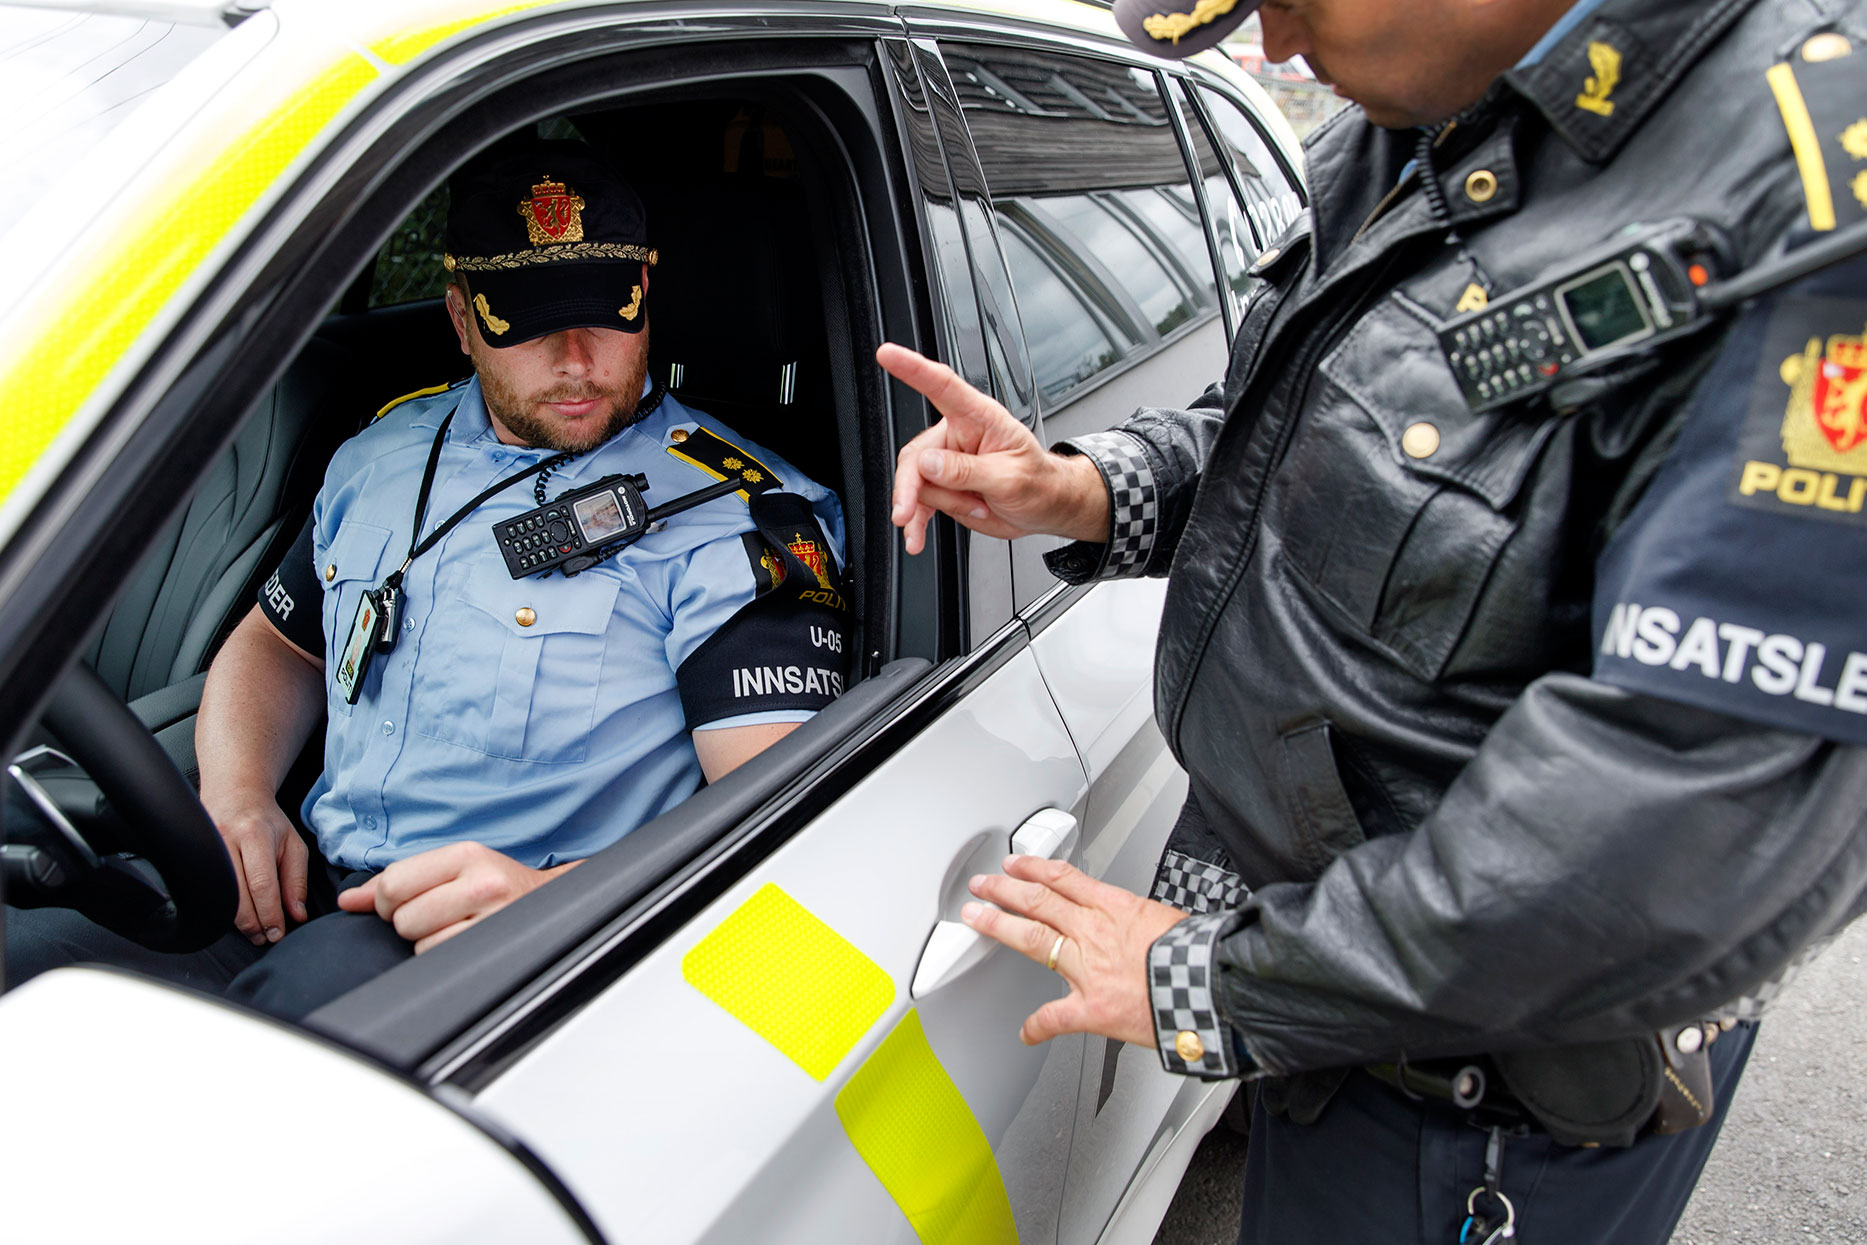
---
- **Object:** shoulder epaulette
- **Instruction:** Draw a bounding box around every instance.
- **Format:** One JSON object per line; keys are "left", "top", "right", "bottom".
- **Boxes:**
{"left": 373, "top": 378, "right": 466, "bottom": 423}
{"left": 665, "top": 426, "right": 782, "bottom": 502}
{"left": 1768, "top": 35, "right": 1867, "bottom": 233}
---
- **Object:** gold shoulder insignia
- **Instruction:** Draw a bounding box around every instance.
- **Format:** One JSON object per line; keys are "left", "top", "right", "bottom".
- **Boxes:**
{"left": 1575, "top": 41, "right": 1621, "bottom": 117}
{"left": 372, "top": 382, "right": 457, "bottom": 423}
{"left": 1455, "top": 283, "right": 1490, "bottom": 313}
{"left": 666, "top": 426, "right": 782, "bottom": 503}
{"left": 1141, "top": 0, "right": 1237, "bottom": 45}
{"left": 1767, "top": 45, "right": 1867, "bottom": 232}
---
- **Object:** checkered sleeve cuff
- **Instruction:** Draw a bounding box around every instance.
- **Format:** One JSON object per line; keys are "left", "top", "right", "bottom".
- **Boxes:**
{"left": 1150, "top": 850, "right": 1248, "bottom": 915}
{"left": 1150, "top": 909, "right": 1252, "bottom": 1080}
{"left": 1042, "top": 431, "right": 1158, "bottom": 584}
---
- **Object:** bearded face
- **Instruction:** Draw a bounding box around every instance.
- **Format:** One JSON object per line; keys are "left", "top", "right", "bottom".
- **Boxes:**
{"left": 470, "top": 323, "right": 650, "bottom": 453}
{"left": 448, "top": 271, "right": 652, "bottom": 453}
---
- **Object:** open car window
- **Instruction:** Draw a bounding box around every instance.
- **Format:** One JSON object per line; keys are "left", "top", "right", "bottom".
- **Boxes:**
{"left": 3, "top": 20, "right": 982, "bottom": 1083}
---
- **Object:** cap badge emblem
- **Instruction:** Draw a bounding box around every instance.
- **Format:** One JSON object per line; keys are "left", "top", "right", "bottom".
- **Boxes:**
{"left": 1780, "top": 324, "right": 1867, "bottom": 469}
{"left": 1575, "top": 41, "right": 1621, "bottom": 117}
{"left": 1141, "top": 0, "right": 1238, "bottom": 44}
{"left": 518, "top": 176, "right": 586, "bottom": 246}
{"left": 473, "top": 293, "right": 510, "bottom": 336}
{"left": 619, "top": 285, "right": 643, "bottom": 321}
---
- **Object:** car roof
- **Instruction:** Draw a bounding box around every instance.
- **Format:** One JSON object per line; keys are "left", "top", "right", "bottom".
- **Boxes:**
{"left": 0, "top": 0, "right": 1288, "bottom": 538}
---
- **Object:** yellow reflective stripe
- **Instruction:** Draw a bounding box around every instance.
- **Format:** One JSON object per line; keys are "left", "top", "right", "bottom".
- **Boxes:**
{"left": 0, "top": 54, "right": 378, "bottom": 503}
{"left": 682, "top": 882, "right": 894, "bottom": 1081}
{"left": 1767, "top": 62, "right": 1838, "bottom": 232}
{"left": 835, "top": 1010, "right": 1018, "bottom": 1245}
{"left": 374, "top": 382, "right": 456, "bottom": 421}
{"left": 371, "top": 1, "right": 560, "bottom": 65}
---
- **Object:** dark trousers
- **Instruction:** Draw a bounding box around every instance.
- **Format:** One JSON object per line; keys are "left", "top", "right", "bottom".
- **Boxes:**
{"left": 1239, "top": 1023, "right": 1757, "bottom": 1244}
{"left": 3, "top": 864, "right": 411, "bottom": 1021}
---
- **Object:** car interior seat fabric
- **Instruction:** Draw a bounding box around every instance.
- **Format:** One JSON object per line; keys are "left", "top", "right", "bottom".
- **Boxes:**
{"left": 83, "top": 338, "right": 361, "bottom": 703}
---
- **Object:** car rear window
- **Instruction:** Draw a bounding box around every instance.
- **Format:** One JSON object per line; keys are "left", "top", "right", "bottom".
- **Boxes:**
{"left": 0, "top": 9, "right": 225, "bottom": 239}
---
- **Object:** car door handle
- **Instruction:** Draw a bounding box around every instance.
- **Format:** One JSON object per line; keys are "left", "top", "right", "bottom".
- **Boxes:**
{"left": 911, "top": 809, "right": 1080, "bottom": 999}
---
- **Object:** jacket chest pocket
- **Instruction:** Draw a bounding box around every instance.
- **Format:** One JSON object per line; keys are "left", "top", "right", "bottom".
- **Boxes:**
{"left": 1273, "top": 292, "right": 1560, "bottom": 682}
{"left": 413, "top": 558, "right": 622, "bottom": 764}
{"left": 318, "top": 522, "right": 393, "bottom": 717}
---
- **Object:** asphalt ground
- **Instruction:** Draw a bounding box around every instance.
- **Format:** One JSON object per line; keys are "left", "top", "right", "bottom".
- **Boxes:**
{"left": 1153, "top": 919, "right": 1867, "bottom": 1244}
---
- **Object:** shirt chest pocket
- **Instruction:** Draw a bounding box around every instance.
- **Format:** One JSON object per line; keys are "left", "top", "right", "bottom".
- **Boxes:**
{"left": 318, "top": 522, "right": 394, "bottom": 716}
{"left": 413, "top": 558, "right": 622, "bottom": 764}
{"left": 1273, "top": 291, "right": 1561, "bottom": 682}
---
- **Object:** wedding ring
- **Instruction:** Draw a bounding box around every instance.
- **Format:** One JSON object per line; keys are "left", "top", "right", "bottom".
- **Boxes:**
{"left": 1046, "top": 932, "right": 1066, "bottom": 972}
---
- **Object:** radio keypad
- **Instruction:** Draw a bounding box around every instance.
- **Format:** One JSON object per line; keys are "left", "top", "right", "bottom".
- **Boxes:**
{"left": 1447, "top": 297, "right": 1578, "bottom": 409}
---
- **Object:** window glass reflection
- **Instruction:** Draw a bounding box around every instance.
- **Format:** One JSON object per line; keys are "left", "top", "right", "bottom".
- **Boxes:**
{"left": 1194, "top": 84, "right": 1304, "bottom": 245}
{"left": 999, "top": 225, "right": 1121, "bottom": 406}
{"left": 1040, "top": 195, "right": 1197, "bottom": 338}
{"left": 946, "top": 43, "right": 1226, "bottom": 408}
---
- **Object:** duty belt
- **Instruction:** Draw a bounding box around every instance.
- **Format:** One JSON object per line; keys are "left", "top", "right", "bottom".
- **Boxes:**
{"left": 1362, "top": 1021, "right": 1738, "bottom": 1148}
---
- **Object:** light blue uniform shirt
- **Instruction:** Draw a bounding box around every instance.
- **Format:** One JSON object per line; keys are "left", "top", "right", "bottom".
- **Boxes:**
{"left": 305, "top": 376, "right": 844, "bottom": 871}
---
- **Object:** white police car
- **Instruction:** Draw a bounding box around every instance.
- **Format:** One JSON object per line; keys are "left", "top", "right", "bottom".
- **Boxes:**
{"left": 0, "top": 1, "right": 1303, "bottom": 1239}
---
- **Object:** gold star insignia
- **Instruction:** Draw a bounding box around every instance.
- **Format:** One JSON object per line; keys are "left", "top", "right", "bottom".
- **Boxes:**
{"left": 723, "top": 457, "right": 743, "bottom": 470}
{"left": 1843, "top": 119, "right": 1867, "bottom": 162}
{"left": 742, "top": 469, "right": 764, "bottom": 484}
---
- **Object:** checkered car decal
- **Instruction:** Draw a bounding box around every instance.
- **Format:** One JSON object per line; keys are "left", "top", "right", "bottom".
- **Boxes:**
{"left": 1151, "top": 909, "right": 1247, "bottom": 1079}
{"left": 1042, "top": 430, "right": 1157, "bottom": 582}
{"left": 1150, "top": 849, "right": 1247, "bottom": 915}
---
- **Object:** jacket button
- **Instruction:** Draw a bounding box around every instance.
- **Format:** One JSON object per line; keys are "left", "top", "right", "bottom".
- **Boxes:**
{"left": 1464, "top": 169, "right": 1499, "bottom": 204}
{"left": 1175, "top": 1030, "right": 1206, "bottom": 1062}
{"left": 1675, "top": 1025, "right": 1704, "bottom": 1055}
{"left": 670, "top": 428, "right": 689, "bottom": 443}
{"left": 324, "top": 563, "right": 337, "bottom": 582}
{"left": 1801, "top": 32, "right": 1852, "bottom": 61}
{"left": 1251, "top": 245, "right": 1281, "bottom": 270}
{"left": 1402, "top": 422, "right": 1440, "bottom": 458}
{"left": 516, "top": 607, "right": 537, "bottom": 627}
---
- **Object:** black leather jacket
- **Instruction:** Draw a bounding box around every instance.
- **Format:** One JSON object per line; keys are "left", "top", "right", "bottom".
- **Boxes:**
{"left": 1053, "top": 0, "right": 1867, "bottom": 1079}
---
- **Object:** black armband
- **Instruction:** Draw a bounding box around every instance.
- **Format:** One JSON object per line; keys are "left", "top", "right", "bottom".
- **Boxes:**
{"left": 259, "top": 514, "right": 323, "bottom": 656}
{"left": 678, "top": 492, "right": 849, "bottom": 728}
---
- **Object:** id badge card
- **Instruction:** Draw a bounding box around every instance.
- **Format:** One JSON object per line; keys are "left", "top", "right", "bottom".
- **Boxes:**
{"left": 334, "top": 589, "right": 382, "bottom": 705}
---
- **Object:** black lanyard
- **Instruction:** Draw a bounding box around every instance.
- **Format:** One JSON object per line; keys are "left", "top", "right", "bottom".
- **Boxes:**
{"left": 381, "top": 410, "right": 572, "bottom": 593}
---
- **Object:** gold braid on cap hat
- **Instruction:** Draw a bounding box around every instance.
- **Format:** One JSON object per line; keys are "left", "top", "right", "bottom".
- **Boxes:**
{"left": 443, "top": 242, "right": 659, "bottom": 273}
{"left": 1142, "top": 0, "right": 1239, "bottom": 44}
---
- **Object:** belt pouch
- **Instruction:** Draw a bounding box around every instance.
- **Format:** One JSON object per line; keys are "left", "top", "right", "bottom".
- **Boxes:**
{"left": 1492, "top": 1037, "right": 1661, "bottom": 1148}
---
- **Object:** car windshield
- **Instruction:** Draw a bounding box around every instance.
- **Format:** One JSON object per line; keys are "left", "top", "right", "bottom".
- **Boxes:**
{"left": 0, "top": 7, "right": 225, "bottom": 239}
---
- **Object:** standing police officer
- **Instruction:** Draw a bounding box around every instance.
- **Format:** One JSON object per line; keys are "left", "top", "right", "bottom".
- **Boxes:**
{"left": 881, "top": 0, "right": 1867, "bottom": 1239}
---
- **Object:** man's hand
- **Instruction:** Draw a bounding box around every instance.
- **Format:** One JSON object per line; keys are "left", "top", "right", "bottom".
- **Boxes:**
{"left": 202, "top": 793, "right": 308, "bottom": 946}
{"left": 879, "top": 343, "right": 1110, "bottom": 555}
{"left": 962, "top": 854, "right": 1188, "bottom": 1047}
{"left": 336, "top": 841, "right": 576, "bottom": 954}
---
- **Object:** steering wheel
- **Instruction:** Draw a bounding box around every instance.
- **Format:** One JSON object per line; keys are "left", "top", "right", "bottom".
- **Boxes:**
{"left": 21, "top": 662, "right": 237, "bottom": 952}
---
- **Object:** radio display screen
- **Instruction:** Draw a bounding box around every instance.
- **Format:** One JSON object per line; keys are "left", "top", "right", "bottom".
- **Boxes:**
{"left": 1561, "top": 267, "right": 1650, "bottom": 351}
{"left": 573, "top": 491, "right": 628, "bottom": 542}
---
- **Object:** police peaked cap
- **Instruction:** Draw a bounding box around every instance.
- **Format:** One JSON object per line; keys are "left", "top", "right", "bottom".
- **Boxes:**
{"left": 444, "top": 139, "right": 656, "bottom": 346}
{"left": 1112, "top": 0, "right": 1267, "bottom": 59}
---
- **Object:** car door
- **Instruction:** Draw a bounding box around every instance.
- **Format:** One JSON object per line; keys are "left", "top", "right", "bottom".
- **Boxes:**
{"left": 909, "top": 24, "right": 1277, "bottom": 1242}
{"left": 457, "top": 26, "right": 1094, "bottom": 1245}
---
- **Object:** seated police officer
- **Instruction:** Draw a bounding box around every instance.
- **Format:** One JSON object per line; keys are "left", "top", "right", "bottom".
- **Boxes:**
{"left": 6, "top": 138, "right": 848, "bottom": 1017}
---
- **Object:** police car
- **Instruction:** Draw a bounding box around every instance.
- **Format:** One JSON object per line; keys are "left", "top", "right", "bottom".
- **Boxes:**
{"left": 0, "top": 1, "right": 1303, "bottom": 1238}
